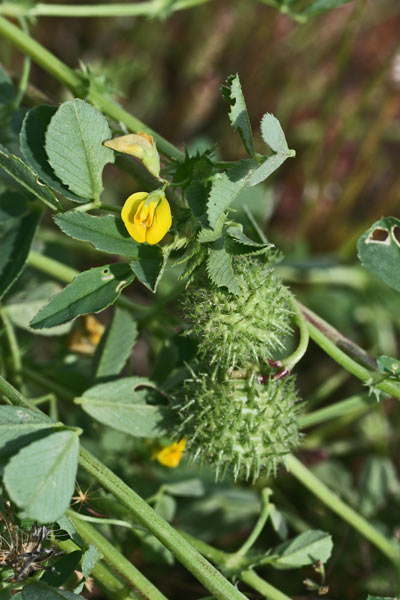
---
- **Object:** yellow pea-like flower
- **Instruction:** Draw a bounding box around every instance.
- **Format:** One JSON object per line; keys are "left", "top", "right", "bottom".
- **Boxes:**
{"left": 153, "top": 439, "right": 186, "bottom": 468}
{"left": 121, "top": 190, "right": 172, "bottom": 245}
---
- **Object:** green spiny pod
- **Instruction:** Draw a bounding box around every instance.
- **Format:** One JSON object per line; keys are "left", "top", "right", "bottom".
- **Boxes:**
{"left": 182, "top": 257, "right": 293, "bottom": 369}
{"left": 173, "top": 370, "right": 302, "bottom": 481}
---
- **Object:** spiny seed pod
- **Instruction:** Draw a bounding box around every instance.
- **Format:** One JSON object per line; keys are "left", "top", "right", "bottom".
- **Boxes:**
{"left": 173, "top": 371, "right": 302, "bottom": 481}
{"left": 182, "top": 257, "right": 293, "bottom": 369}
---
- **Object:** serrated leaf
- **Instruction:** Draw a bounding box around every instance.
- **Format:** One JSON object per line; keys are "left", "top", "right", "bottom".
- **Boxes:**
{"left": 0, "top": 209, "right": 41, "bottom": 300}
{"left": 6, "top": 282, "right": 73, "bottom": 336}
{"left": 0, "top": 144, "right": 60, "bottom": 210}
{"left": 357, "top": 217, "right": 400, "bottom": 292}
{"left": 4, "top": 430, "right": 80, "bottom": 522}
{"left": 30, "top": 263, "right": 134, "bottom": 329}
{"left": 302, "top": 0, "right": 353, "bottom": 16}
{"left": 272, "top": 530, "right": 333, "bottom": 569}
{"left": 197, "top": 228, "right": 222, "bottom": 243}
{"left": 225, "top": 226, "right": 273, "bottom": 256}
{"left": 45, "top": 99, "right": 114, "bottom": 199}
{"left": 0, "top": 406, "right": 55, "bottom": 457}
{"left": 207, "top": 244, "right": 241, "bottom": 295}
{"left": 130, "top": 245, "right": 167, "bottom": 292}
{"left": 249, "top": 153, "right": 288, "bottom": 187}
{"left": 77, "top": 377, "right": 174, "bottom": 438}
{"left": 93, "top": 308, "right": 138, "bottom": 382}
{"left": 261, "top": 113, "right": 290, "bottom": 154}
{"left": 20, "top": 105, "right": 87, "bottom": 203}
{"left": 22, "top": 582, "right": 84, "bottom": 600}
{"left": 221, "top": 74, "right": 255, "bottom": 158}
{"left": 0, "top": 65, "right": 15, "bottom": 105}
{"left": 207, "top": 160, "right": 255, "bottom": 230}
{"left": 54, "top": 211, "right": 138, "bottom": 257}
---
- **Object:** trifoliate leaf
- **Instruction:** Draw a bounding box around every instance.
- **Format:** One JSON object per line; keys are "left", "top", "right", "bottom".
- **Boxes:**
{"left": 271, "top": 530, "right": 333, "bottom": 569}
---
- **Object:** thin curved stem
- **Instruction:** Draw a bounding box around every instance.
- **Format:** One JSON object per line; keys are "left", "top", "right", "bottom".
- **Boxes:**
{"left": 281, "top": 295, "right": 309, "bottom": 371}
{"left": 236, "top": 488, "right": 272, "bottom": 556}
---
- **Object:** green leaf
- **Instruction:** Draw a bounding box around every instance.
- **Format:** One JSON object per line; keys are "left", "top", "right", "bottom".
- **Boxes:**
{"left": 77, "top": 377, "right": 174, "bottom": 438}
{"left": 0, "top": 144, "right": 60, "bottom": 210}
{"left": 357, "top": 217, "right": 400, "bottom": 292}
{"left": 0, "top": 65, "right": 15, "bottom": 105}
{"left": 20, "top": 105, "right": 87, "bottom": 203}
{"left": 260, "top": 113, "right": 290, "bottom": 154}
{"left": 197, "top": 228, "right": 222, "bottom": 243}
{"left": 0, "top": 406, "right": 55, "bottom": 457}
{"left": 93, "top": 307, "right": 138, "bottom": 382}
{"left": 0, "top": 209, "right": 41, "bottom": 300}
{"left": 130, "top": 245, "right": 167, "bottom": 292}
{"left": 45, "top": 99, "right": 114, "bottom": 199}
{"left": 6, "top": 282, "right": 73, "bottom": 336}
{"left": 54, "top": 211, "right": 138, "bottom": 257}
{"left": 207, "top": 243, "right": 241, "bottom": 295}
{"left": 377, "top": 355, "right": 400, "bottom": 378}
{"left": 30, "top": 263, "right": 134, "bottom": 329}
{"left": 272, "top": 530, "right": 333, "bottom": 569}
{"left": 22, "top": 582, "right": 84, "bottom": 600}
{"left": 186, "top": 181, "right": 208, "bottom": 217}
{"left": 207, "top": 160, "right": 255, "bottom": 231}
{"left": 358, "top": 457, "right": 400, "bottom": 517}
{"left": 225, "top": 226, "right": 273, "bottom": 256}
{"left": 41, "top": 551, "right": 82, "bottom": 587}
{"left": 81, "top": 544, "right": 101, "bottom": 579}
{"left": 302, "top": 0, "right": 353, "bottom": 16}
{"left": 163, "top": 479, "right": 205, "bottom": 497}
{"left": 249, "top": 153, "right": 288, "bottom": 187}
{"left": 269, "top": 505, "right": 288, "bottom": 541}
{"left": 0, "top": 191, "right": 29, "bottom": 235}
{"left": 221, "top": 74, "right": 255, "bottom": 158}
{"left": 154, "top": 494, "right": 176, "bottom": 522}
{"left": 4, "top": 430, "right": 80, "bottom": 522}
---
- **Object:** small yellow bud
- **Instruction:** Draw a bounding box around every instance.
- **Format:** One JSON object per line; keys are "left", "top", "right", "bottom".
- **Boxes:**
{"left": 104, "top": 132, "right": 160, "bottom": 178}
{"left": 153, "top": 439, "right": 186, "bottom": 468}
{"left": 121, "top": 190, "right": 171, "bottom": 245}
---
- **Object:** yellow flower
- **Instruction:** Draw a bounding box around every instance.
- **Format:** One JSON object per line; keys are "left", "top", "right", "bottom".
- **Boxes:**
{"left": 153, "top": 439, "right": 186, "bottom": 468}
{"left": 121, "top": 190, "right": 172, "bottom": 245}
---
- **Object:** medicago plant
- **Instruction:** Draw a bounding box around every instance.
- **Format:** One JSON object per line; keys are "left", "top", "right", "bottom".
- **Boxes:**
{"left": 0, "top": 3, "right": 399, "bottom": 600}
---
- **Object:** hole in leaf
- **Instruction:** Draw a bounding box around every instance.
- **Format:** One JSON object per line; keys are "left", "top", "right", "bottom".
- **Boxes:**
{"left": 366, "top": 227, "right": 390, "bottom": 244}
{"left": 102, "top": 268, "right": 110, "bottom": 275}
{"left": 392, "top": 225, "right": 400, "bottom": 248}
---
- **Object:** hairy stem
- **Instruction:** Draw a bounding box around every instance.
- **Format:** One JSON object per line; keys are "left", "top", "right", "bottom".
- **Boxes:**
{"left": 67, "top": 510, "right": 169, "bottom": 600}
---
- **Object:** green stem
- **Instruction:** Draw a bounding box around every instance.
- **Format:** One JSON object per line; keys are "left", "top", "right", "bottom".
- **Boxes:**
{"left": 67, "top": 510, "right": 169, "bottom": 600}
{"left": 0, "top": 307, "right": 23, "bottom": 389}
{"left": 55, "top": 537, "right": 132, "bottom": 599}
{"left": 300, "top": 302, "right": 400, "bottom": 400}
{"left": 78, "top": 447, "right": 249, "bottom": 600}
{"left": 299, "top": 394, "right": 376, "bottom": 429}
{"left": 286, "top": 454, "right": 400, "bottom": 567}
{"left": 281, "top": 295, "right": 309, "bottom": 370}
{"left": 240, "top": 569, "right": 292, "bottom": 600}
{"left": 236, "top": 489, "right": 272, "bottom": 556}
{"left": 0, "top": 16, "right": 183, "bottom": 161}
{"left": 0, "top": 0, "right": 211, "bottom": 18}
{"left": 13, "top": 18, "right": 31, "bottom": 109}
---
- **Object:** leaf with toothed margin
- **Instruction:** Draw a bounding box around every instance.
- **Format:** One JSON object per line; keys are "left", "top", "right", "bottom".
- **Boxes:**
{"left": 30, "top": 263, "right": 134, "bottom": 329}
{"left": 221, "top": 74, "right": 255, "bottom": 158}
{"left": 207, "top": 241, "right": 241, "bottom": 295}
